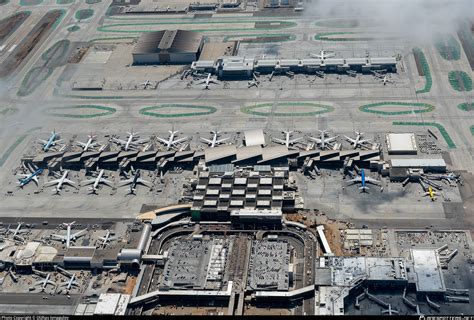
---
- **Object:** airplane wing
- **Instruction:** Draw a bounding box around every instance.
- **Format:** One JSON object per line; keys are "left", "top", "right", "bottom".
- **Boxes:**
{"left": 51, "top": 234, "right": 67, "bottom": 241}
{"left": 63, "top": 178, "right": 76, "bottom": 186}
{"left": 38, "top": 139, "right": 49, "bottom": 144}
{"left": 81, "top": 179, "right": 96, "bottom": 186}
{"left": 200, "top": 137, "right": 212, "bottom": 144}
{"left": 359, "top": 139, "right": 371, "bottom": 144}
{"left": 47, "top": 280, "right": 56, "bottom": 286}
{"left": 209, "top": 80, "right": 220, "bottom": 84}
{"left": 157, "top": 137, "right": 169, "bottom": 144}
{"left": 172, "top": 137, "right": 188, "bottom": 145}
{"left": 272, "top": 138, "right": 286, "bottom": 145}
{"left": 72, "top": 229, "right": 87, "bottom": 239}
{"left": 216, "top": 137, "right": 229, "bottom": 144}
{"left": 113, "top": 138, "right": 127, "bottom": 145}
{"left": 289, "top": 137, "right": 303, "bottom": 144}
{"left": 364, "top": 176, "right": 380, "bottom": 185}
{"left": 77, "top": 141, "right": 87, "bottom": 147}
{"left": 324, "top": 137, "right": 337, "bottom": 143}
{"left": 44, "top": 179, "right": 61, "bottom": 187}
{"left": 347, "top": 176, "right": 362, "bottom": 184}
{"left": 99, "top": 178, "right": 114, "bottom": 187}
{"left": 308, "top": 137, "right": 322, "bottom": 144}
{"left": 134, "top": 138, "right": 149, "bottom": 144}
{"left": 118, "top": 179, "right": 133, "bottom": 187}
{"left": 137, "top": 178, "right": 153, "bottom": 188}
{"left": 344, "top": 136, "right": 356, "bottom": 144}
{"left": 17, "top": 174, "right": 30, "bottom": 179}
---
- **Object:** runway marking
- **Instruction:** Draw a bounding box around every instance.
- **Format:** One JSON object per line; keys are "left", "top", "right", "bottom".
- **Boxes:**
{"left": 223, "top": 33, "right": 296, "bottom": 43}
{"left": 392, "top": 121, "right": 456, "bottom": 149}
{"left": 359, "top": 102, "right": 435, "bottom": 116}
{"left": 314, "top": 19, "right": 360, "bottom": 28}
{"left": 45, "top": 105, "right": 116, "bottom": 118}
{"left": 139, "top": 104, "right": 217, "bottom": 118}
{"left": 241, "top": 102, "right": 334, "bottom": 117}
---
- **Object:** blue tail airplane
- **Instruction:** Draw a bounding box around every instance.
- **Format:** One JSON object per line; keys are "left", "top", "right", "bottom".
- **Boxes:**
{"left": 38, "top": 130, "right": 61, "bottom": 152}
{"left": 347, "top": 169, "right": 380, "bottom": 192}
{"left": 17, "top": 168, "right": 43, "bottom": 188}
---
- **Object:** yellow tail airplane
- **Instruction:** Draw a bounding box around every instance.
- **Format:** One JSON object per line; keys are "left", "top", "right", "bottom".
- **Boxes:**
{"left": 423, "top": 186, "right": 437, "bottom": 201}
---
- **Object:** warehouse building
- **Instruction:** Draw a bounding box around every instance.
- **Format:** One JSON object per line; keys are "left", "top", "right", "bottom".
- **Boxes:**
{"left": 132, "top": 30, "right": 204, "bottom": 65}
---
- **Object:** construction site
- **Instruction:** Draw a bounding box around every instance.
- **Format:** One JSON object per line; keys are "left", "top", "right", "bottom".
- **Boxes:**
{"left": 0, "top": 0, "right": 473, "bottom": 316}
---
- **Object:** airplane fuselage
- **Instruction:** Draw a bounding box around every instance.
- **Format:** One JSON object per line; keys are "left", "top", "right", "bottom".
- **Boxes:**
{"left": 19, "top": 168, "right": 43, "bottom": 187}
{"left": 43, "top": 133, "right": 58, "bottom": 151}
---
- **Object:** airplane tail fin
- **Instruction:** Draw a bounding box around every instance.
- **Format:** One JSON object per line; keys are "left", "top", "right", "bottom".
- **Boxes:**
{"left": 359, "top": 186, "right": 369, "bottom": 192}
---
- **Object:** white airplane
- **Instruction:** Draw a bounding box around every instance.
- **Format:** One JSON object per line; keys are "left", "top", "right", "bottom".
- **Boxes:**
{"left": 197, "top": 73, "right": 219, "bottom": 89}
{"left": 44, "top": 170, "right": 77, "bottom": 194}
{"left": 97, "top": 230, "right": 118, "bottom": 248}
{"left": 248, "top": 80, "right": 259, "bottom": 88}
{"left": 200, "top": 131, "right": 229, "bottom": 148}
{"left": 308, "top": 130, "right": 338, "bottom": 150}
{"left": 346, "top": 169, "right": 380, "bottom": 192}
{"left": 141, "top": 79, "right": 151, "bottom": 89}
{"left": 157, "top": 131, "right": 188, "bottom": 150}
{"left": 38, "top": 130, "right": 62, "bottom": 152}
{"left": 310, "top": 49, "right": 335, "bottom": 60}
{"left": 50, "top": 221, "right": 87, "bottom": 248}
{"left": 315, "top": 71, "right": 325, "bottom": 78}
{"left": 118, "top": 169, "right": 153, "bottom": 194}
{"left": 30, "top": 269, "right": 56, "bottom": 292}
{"left": 55, "top": 266, "right": 79, "bottom": 292}
{"left": 5, "top": 222, "right": 29, "bottom": 242}
{"left": 81, "top": 169, "right": 113, "bottom": 194}
{"left": 77, "top": 135, "right": 99, "bottom": 152}
{"left": 381, "top": 304, "right": 399, "bottom": 315}
{"left": 113, "top": 130, "right": 149, "bottom": 151}
{"left": 344, "top": 131, "right": 372, "bottom": 149}
{"left": 272, "top": 130, "right": 303, "bottom": 148}
{"left": 371, "top": 70, "right": 394, "bottom": 85}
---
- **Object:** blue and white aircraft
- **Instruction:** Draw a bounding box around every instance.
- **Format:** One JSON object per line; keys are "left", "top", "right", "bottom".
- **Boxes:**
{"left": 17, "top": 167, "right": 43, "bottom": 188}
{"left": 347, "top": 169, "right": 380, "bottom": 192}
{"left": 38, "top": 130, "right": 61, "bottom": 152}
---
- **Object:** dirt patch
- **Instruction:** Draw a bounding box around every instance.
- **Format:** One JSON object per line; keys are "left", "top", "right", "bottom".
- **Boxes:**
{"left": 0, "top": 11, "right": 31, "bottom": 44}
{"left": 0, "top": 10, "right": 64, "bottom": 78}
{"left": 67, "top": 45, "right": 90, "bottom": 64}
{"left": 413, "top": 48, "right": 425, "bottom": 76}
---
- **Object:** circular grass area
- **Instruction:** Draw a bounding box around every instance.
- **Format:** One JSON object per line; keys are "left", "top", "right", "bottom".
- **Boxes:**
{"left": 359, "top": 102, "right": 435, "bottom": 115}
{"left": 458, "top": 103, "right": 474, "bottom": 112}
{"left": 434, "top": 34, "right": 461, "bottom": 60}
{"left": 242, "top": 102, "right": 334, "bottom": 117}
{"left": 67, "top": 25, "right": 80, "bottom": 32}
{"left": 448, "top": 71, "right": 472, "bottom": 92}
{"left": 17, "top": 67, "right": 53, "bottom": 97}
{"left": 315, "top": 19, "right": 360, "bottom": 28}
{"left": 46, "top": 105, "right": 116, "bottom": 118}
{"left": 139, "top": 104, "right": 217, "bottom": 118}
{"left": 75, "top": 9, "right": 94, "bottom": 20}
{"left": 41, "top": 39, "right": 70, "bottom": 61}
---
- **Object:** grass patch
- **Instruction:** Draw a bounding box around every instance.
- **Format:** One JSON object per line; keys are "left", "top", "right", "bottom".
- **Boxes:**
{"left": 359, "top": 102, "right": 435, "bottom": 115}
{"left": 393, "top": 121, "right": 456, "bottom": 149}
{"left": 46, "top": 105, "right": 116, "bottom": 118}
{"left": 67, "top": 25, "right": 80, "bottom": 32}
{"left": 75, "top": 9, "right": 94, "bottom": 21}
{"left": 17, "top": 67, "right": 53, "bottom": 97}
{"left": 85, "top": 0, "right": 101, "bottom": 3}
{"left": 457, "top": 102, "right": 474, "bottom": 112}
{"left": 242, "top": 102, "right": 334, "bottom": 117}
{"left": 56, "top": 0, "right": 73, "bottom": 4}
{"left": 19, "top": 0, "right": 42, "bottom": 5}
{"left": 315, "top": 19, "right": 359, "bottom": 28}
{"left": 434, "top": 33, "right": 461, "bottom": 60}
{"left": 413, "top": 48, "right": 432, "bottom": 94}
{"left": 448, "top": 71, "right": 472, "bottom": 92}
{"left": 140, "top": 105, "right": 217, "bottom": 118}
